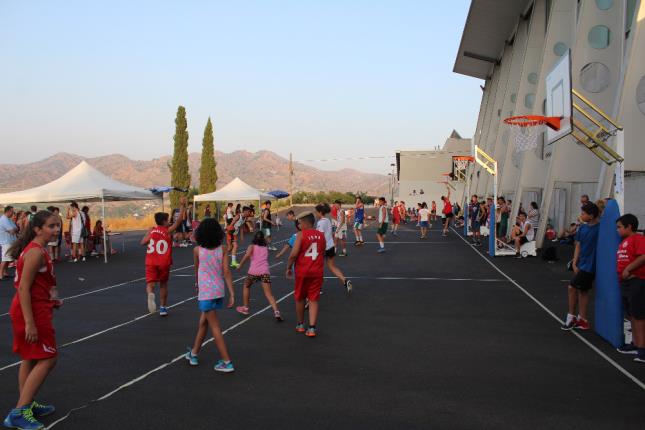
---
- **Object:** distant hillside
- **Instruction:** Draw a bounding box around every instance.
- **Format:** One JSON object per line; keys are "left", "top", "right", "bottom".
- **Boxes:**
{"left": 0, "top": 151, "right": 388, "bottom": 195}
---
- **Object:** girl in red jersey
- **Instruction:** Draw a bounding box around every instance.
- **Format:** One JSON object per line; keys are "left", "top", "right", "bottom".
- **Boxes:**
{"left": 4, "top": 211, "right": 61, "bottom": 430}
{"left": 441, "top": 185, "right": 453, "bottom": 237}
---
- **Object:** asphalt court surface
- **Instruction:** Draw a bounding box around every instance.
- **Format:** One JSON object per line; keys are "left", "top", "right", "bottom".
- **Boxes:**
{"left": 1, "top": 215, "right": 644, "bottom": 429}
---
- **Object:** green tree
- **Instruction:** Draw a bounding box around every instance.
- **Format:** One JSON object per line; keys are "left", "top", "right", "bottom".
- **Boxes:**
{"left": 170, "top": 106, "right": 191, "bottom": 208}
{"left": 198, "top": 117, "right": 217, "bottom": 211}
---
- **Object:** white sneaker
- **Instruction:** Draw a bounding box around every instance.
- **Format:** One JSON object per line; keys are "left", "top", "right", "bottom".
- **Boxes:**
{"left": 147, "top": 292, "right": 157, "bottom": 313}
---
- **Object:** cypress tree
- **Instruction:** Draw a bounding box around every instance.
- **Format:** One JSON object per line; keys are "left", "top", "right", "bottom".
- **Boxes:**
{"left": 170, "top": 106, "right": 191, "bottom": 209}
{"left": 199, "top": 117, "right": 217, "bottom": 209}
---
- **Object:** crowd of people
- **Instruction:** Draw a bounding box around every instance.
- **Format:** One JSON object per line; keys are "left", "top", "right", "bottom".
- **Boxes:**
{"left": 2, "top": 191, "right": 644, "bottom": 429}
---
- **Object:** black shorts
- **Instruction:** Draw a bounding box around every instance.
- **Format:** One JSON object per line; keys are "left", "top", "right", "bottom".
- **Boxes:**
{"left": 622, "top": 277, "right": 645, "bottom": 320}
{"left": 519, "top": 236, "right": 529, "bottom": 245}
{"left": 325, "top": 247, "right": 335, "bottom": 258}
{"left": 444, "top": 212, "right": 454, "bottom": 219}
{"left": 176, "top": 224, "right": 187, "bottom": 233}
{"left": 570, "top": 270, "right": 594, "bottom": 291}
{"left": 247, "top": 274, "right": 271, "bottom": 285}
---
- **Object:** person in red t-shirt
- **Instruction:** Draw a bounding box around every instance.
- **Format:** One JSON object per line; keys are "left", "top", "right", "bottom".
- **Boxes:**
{"left": 391, "top": 201, "right": 401, "bottom": 236}
{"left": 140, "top": 198, "right": 187, "bottom": 316}
{"left": 5, "top": 210, "right": 61, "bottom": 429}
{"left": 441, "top": 185, "right": 453, "bottom": 236}
{"left": 286, "top": 211, "right": 326, "bottom": 338}
{"left": 616, "top": 214, "right": 645, "bottom": 362}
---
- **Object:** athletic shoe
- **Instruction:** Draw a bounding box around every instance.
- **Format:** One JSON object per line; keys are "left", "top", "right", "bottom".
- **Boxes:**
{"left": 214, "top": 360, "right": 235, "bottom": 373}
{"left": 3, "top": 406, "right": 44, "bottom": 430}
{"left": 269, "top": 246, "right": 278, "bottom": 251}
{"left": 634, "top": 353, "right": 645, "bottom": 363}
{"left": 147, "top": 292, "right": 157, "bottom": 313}
{"left": 560, "top": 317, "right": 577, "bottom": 331}
{"left": 236, "top": 306, "right": 250, "bottom": 316}
{"left": 354, "top": 241, "right": 360, "bottom": 246}
{"left": 377, "top": 248, "right": 386, "bottom": 253}
{"left": 344, "top": 279, "right": 353, "bottom": 294}
{"left": 274, "top": 310, "right": 284, "bottom": 322}
{"left": 337, "top": 251, "right": 347, "bottom": 257}
{"left": 184, "top": 348, "right": 199, "bottom": 366}
{"left": 230, "top": 261, "right": 240, "bottom": 269}
{"left": 159, "top": 306, "right": 168, "bottom": 317}
{"left": 30, "top": 401, "right": 55, "bottom": 418}
{"left": 305, "top": 327, "right": 317, "bottom": 337}
{"left": 574, "top": 318, "right": 590, "bottom": 330}
{"left": 295, "top": 323, "right": 305, "bottom": 333}
{"left": 617, "top": 343, "right": 638, "bottom": 355}
{"left": 393, "top": 232, "right": 398, "bottom": 236}
{"left": 81, "top": 256, "right": 86, "bottom": 262}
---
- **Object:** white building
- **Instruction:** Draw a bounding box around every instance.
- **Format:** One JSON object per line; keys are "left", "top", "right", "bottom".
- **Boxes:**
{"left": 394, "top": 131, "right": 472, "bottom": 210}
{"left": 454, "top": 0, "right": 645, "bottom": 245}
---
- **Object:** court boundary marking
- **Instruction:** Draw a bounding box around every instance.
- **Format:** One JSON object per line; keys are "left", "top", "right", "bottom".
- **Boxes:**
{"left": 451, "top": 227, "right": 645, "bottom": 391}
{"left": 0, "top": 263, "right": 283, "bottom": 373}
{"left": 45, "top": 288, "right": 295, "bottom": 429}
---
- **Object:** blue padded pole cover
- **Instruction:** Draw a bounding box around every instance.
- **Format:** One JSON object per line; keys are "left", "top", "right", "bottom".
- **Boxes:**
{"left": 594, "top": 198, "right": 623, "bottom": 348}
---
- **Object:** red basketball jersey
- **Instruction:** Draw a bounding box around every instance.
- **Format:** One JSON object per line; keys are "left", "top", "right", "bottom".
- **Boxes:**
{"left": 295, "top": 229, "right": 326, "bottom": 278}
{"left": 145, "top": 226, "right": 172, "bottom": 266}
{"left": 11, "top": 242, "right": 56, "bottom": 311}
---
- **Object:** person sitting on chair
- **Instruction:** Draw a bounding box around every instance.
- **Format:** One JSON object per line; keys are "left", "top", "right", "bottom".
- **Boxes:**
{"left": 512, "top": 212, "right": 534, "bottom": 257}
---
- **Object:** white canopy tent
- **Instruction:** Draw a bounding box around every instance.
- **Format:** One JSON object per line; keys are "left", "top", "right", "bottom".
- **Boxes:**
{"left": 193, "top": 177, "right": 275, "bottom": 223}
{"left": 193, "top": 177, "right": 274, "bottom": 202}
{"left": 0, "top": 161, "right": 158, "bottom": 262}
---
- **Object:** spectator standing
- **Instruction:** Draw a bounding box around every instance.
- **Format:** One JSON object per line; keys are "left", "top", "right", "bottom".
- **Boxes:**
{"left": 225, "top": 203, "right": 235, "bottom": 226}
{"left": 82, "top": 206, "right": 91, "bottom": 254}
{"left": 27, "top": 205, "right": 37, "bottom": 223}
{"left": 528, "top": 202, "right": 539, "bottom": 237}
{"left": 203, "top": 204, "right": 211, "bottom": 219}
{"left": 469, "top": 195, "right": 481, "bottom": 246}
{"left": 561, "top": 202, "right": 600, "bottom": 331}
{"left": 615, "top": 214, "right": 645, "bottom": 362}
{"left": 0, "top": 206, "right": 18, "bottom": 280}
{"left": 66, "top": 202, "right": 86, "bottom": 262}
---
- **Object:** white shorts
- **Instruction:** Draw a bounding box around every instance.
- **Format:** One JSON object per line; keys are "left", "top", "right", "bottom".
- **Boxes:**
{"left": 71, "top": 232, "right": 82, "bottom": 244}
{"left": 354, "top": 221, "right": 363, "bottom": 230}
{"left": 1, "top": 245, "right": 14, "bottom": 262}
{"left": 335, "top": 228, "right": 347, "bottom": 240}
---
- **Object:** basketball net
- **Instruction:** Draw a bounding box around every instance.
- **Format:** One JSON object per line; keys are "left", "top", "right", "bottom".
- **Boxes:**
{"left": 508, "top": 122, "right": 544, "bottom": 152}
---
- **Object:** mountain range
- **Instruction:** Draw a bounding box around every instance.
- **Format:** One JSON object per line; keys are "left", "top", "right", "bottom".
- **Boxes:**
{"left": 0, "top": 151, "right": 389, "bottom": 195}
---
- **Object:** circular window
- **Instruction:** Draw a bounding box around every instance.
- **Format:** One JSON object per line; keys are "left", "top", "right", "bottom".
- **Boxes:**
{"left": 553, "top": 42, "right": 568, "bottom": 56}
{"left": 595, "top": 0, "right": 613, "bottom": 10}
{"left": 528, "top": 72, "right": 539, "bottom": 84}
{"left": 580, "top": 62, "right": 611, "bottom": 93}
{"left": 525, "top": 93, "right": 535, "bottom": 109}
{"left": 510, "top": 93, "right": 517, "bottom": 103}
{"left": 588, "top": 25, "right": 611, "bottom": 49}
{"left": 636, "top": 75, "right": 645, "bottom": 115}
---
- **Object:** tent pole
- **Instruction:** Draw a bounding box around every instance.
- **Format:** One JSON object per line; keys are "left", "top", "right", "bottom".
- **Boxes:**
{"left": 102, "top": 194, "right": 108, "bottom": 263}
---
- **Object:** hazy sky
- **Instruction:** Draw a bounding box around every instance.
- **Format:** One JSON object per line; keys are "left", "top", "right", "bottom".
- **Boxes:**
{"left": 1, "top": 0, "right": 482, "bottom": 174}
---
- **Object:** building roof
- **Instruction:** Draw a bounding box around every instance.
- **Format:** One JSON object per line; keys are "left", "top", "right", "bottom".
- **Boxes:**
{"left": 453, "top": 0, "right": 532, "bottom": 79}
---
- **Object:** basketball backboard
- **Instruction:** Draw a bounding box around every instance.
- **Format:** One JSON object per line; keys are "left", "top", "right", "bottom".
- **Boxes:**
{"left": 545, "top": 50, "right": 572, "bottom": 144}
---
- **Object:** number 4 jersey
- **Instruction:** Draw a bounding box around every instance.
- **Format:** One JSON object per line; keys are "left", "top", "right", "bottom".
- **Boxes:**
{"left": 296, "top": 229, "right": 326, "bottom": 278}
{"left": 145, "top": 225, "right": 172, "bottom": 267}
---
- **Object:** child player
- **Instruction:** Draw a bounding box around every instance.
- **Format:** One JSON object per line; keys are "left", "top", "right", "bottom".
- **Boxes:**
{"left": 140, "top": 197, "right": 187, "bottom": 316}
{"left": 353, "top": 197, "right": 365, "bottom": 246}
{"left": 615, "top": 214, "right": 645, "bottom": 362}
{"left": 334, "top": 200, "right": 348, "bottom": 256}
{"left": 286, "top": 212, "right": 326, "bottom": 337}
{"left": 376, "top": 197, "right": 388, "bottom": 253}
{"left": 560, "top": 202, "right": 600, "bottom": 331}
{"left": 226, "top": 206, "right": 250, "bottom": 269}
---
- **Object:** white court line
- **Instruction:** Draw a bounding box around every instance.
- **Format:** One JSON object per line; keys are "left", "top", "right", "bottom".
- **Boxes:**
{"left": 0, "top": 238, "right": 290, "bottom": 318}
{"left": 323, "top": 276, "right": 506, "bottom": 282}
{"left": 360, "top": 241, "right": 454, "bottom": 244}
{"left": 0, "top": 262, "right": 283, "bottom": 373}
{"left": 451, "top": 227, "right": 645, "bottom": 391}
{"left": 46, "top": 288, "right": 295, "bottom": 429}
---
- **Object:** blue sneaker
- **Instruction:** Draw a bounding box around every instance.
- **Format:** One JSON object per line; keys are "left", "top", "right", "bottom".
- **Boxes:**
{"left": 377, "top": 247, "right": 386, "bottom": 253}
{"left": 3, "top": 406, "right": 44, "bottom": 430}
{"left": 30, "top": 401, "right": 54, "bottom": 418}
{"left": 214, "top": 360, "right": 234, "bottom": 373}
{"left": 159, "top": 307, "right": 168, "bottom": 317}
{"left": 184, "top": 348, "right": 199, "bottom": 366}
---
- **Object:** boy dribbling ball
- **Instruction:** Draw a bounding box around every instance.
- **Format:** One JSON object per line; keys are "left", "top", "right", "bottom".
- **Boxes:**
{"left": 286, "top": 212, "right": 326, "bottom": 338}
{"left": 140, "top": 197, "right": 187, "bottom": 316}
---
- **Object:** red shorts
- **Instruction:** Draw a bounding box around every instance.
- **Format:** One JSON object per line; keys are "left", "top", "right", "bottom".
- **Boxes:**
{"left": 294, "top": 276, "right": 323, "bottom": 302}
{"left": 11, "top": 306, "right": 57, "bottom": 360}
{"left": 392, "top": 217, "right": 401, "bottom": 225}
{"left": 146, "top": 264, "right": 170, "bottom": 283}
{"left": 226, "top": 231, "right": 238, "bottom": 244}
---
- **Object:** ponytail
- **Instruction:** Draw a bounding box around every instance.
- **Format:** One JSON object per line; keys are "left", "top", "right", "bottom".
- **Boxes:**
{"left": 8, "top": 210, "right": 54, "bottom": 260}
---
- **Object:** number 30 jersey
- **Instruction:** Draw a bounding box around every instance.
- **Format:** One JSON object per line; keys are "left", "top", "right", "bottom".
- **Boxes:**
{"left": 295, "top": 229, "right": 326, "bottom": 278}
{"left": 145, "top": 226, "right": 172, "bottom": 266}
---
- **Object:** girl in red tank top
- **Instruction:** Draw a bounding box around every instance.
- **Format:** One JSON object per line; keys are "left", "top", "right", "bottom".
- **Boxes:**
{"left": 4, "top": 210, "right": 61, "bottom": 429}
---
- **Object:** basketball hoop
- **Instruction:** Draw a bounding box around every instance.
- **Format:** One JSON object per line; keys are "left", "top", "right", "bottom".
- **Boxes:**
{"left": 453, "top": 156, "right": 474, "bottom": 173}
{"left": 503, "top": 115, "right": 561, "bottom": 152}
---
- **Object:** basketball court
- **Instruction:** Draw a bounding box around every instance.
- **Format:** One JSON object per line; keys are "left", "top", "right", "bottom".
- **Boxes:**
{"left": 0, "top": 216, "right": 643, "bottom": 429}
